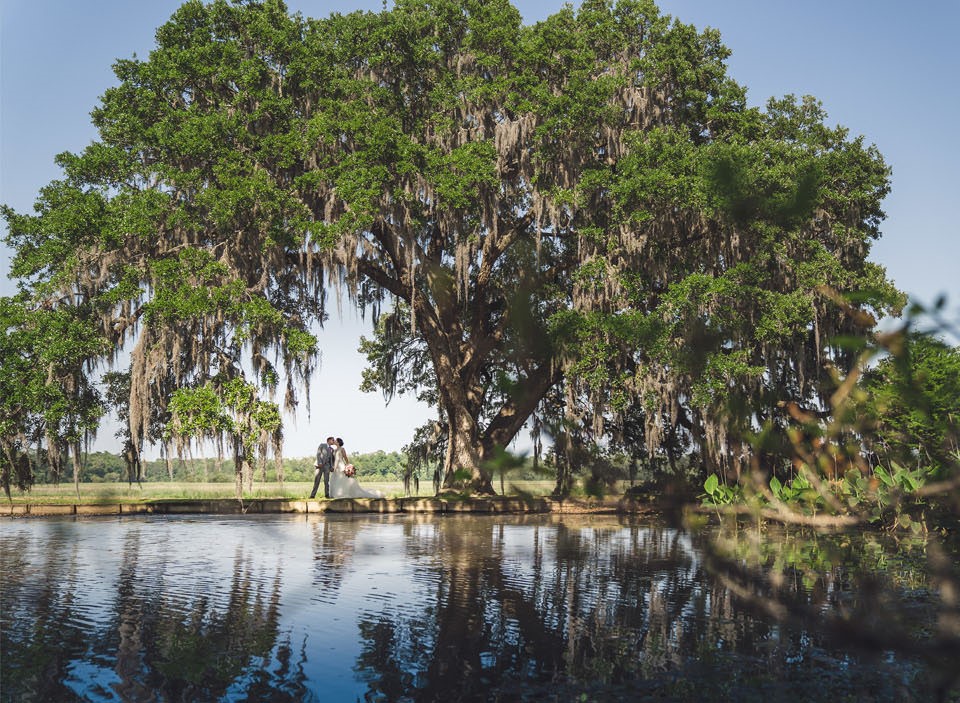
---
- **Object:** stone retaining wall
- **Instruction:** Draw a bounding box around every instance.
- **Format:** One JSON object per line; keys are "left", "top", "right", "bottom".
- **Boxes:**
{"left": 1, "top": 496, "right": 652, "bottom": 517}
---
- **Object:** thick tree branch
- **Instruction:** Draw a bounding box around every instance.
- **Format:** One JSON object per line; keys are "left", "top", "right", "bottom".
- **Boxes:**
{"left": 483, "top": 362, "right": 561, "bottom": 449}
{"left": 356, "top": 257, "right": 405, "bottom": 300}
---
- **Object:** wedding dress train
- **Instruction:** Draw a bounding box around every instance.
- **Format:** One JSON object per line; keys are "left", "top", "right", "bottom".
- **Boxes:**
{"left": 330, "top": 448, "right": 383, "bottom": 499}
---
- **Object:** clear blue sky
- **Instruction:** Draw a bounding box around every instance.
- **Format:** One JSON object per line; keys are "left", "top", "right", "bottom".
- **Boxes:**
{"left": 2, "top": 0, "right": 958, "bottom": 457}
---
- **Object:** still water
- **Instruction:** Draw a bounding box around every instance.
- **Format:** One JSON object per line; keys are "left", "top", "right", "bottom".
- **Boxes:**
{"left": 0, "top": 514, "right": 950, "bottom": 702}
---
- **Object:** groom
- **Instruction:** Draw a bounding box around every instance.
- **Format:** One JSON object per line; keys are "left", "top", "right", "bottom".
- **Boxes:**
{"left": 309, "top": 436, "right": 337, "bottom": 499}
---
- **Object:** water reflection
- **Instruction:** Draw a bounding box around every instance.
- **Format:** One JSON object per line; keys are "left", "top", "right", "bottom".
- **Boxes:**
{"left": 0, "top": 515, "right": 952, "bottom": 701}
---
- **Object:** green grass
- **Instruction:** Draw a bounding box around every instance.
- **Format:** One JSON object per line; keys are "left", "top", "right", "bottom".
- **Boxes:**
{"left": 2, "top": 479, "right": 626, "bottom": 504}
{"left": 2, "top": 481, "right": 412, "bottom": 504}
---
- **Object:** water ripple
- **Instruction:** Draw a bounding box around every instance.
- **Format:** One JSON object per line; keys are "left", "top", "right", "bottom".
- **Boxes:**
{"left": 0, "top": 514, "right": 945, "bottom": 702}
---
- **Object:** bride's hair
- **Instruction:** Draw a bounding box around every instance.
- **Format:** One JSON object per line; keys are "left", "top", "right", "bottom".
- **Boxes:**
{"left": 336, "top": 437, "right": 344, "bottom": 446}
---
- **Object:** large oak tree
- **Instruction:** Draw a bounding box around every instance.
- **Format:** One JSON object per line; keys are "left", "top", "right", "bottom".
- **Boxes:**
{"left": 3, "top": 0, "right": 900, "bottom": 493}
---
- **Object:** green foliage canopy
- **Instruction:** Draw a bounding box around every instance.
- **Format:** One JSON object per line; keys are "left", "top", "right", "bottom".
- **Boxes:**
{"left": 0, "top": 295, "right": 109, "bottom": 495}
{"left": 2, "top": 0, "right": 903, "bottom": 495}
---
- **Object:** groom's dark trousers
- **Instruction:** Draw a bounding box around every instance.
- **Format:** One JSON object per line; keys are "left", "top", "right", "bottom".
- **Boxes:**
{"left": 309, "top": 442, "right": 334, "bottom": 498}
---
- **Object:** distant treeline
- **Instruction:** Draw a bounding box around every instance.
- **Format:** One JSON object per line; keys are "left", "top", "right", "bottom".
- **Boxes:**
{"left": 40, "top": 449, "right": 559, "bottom": 484}
{"left": 55, "top": 450, "right": 407, "bottom": 484}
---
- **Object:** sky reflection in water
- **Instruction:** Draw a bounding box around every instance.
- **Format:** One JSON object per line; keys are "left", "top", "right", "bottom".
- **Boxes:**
{"left": 0, "top": 514, "right": 939, "bottom": 702}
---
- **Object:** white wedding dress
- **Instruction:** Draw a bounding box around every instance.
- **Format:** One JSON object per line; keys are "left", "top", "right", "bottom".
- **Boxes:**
{"left": 330, "top": 447, "right": 383, "bottom": 499}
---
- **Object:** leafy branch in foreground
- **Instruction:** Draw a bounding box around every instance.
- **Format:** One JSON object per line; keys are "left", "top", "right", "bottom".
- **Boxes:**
{"left": 698, "top": 297, "right": 960, "bottom": 532}
{"left": 692, "top": 300, "right": 960, "bottom": 700}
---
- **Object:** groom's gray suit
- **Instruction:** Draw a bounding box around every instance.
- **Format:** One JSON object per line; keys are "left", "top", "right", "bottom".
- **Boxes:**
{"left": 309, "top": 440, "right": 335, "bottom": 499}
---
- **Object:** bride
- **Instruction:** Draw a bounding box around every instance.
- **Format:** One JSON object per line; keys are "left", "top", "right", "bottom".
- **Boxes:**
{"left": 329, "top": 438, "right": 384, "bottom": 499}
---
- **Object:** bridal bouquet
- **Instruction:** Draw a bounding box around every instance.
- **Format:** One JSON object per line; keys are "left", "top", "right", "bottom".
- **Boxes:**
{"left": 344, "top": 464, "right": 356, "bottom": 477}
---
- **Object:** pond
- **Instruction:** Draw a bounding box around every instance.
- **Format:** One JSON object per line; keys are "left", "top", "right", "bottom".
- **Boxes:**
{"left": 0, "top": 513, "right": 954, "bottom": 702}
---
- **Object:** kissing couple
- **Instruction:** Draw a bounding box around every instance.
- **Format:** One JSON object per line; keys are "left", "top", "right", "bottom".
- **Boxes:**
{"left": 309, "top": 436, "right": 383, "bottom": 499}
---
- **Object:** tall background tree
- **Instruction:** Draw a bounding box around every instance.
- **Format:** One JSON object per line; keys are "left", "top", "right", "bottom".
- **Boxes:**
{"left": 859, "top": 331, "right": 960, "bottom": 471}
{"left": 2, "top": 0, "right": 901, "bottom": 494}
{"left": 2, "top": 0, "right": 323, "bottom": 495}
{"left": 0, "top": 295, "right": 108, "bottom": 497}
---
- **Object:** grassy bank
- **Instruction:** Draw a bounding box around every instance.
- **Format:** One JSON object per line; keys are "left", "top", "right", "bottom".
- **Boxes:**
{"left": 3, "top": 480, "right": 568, "bottom": 504}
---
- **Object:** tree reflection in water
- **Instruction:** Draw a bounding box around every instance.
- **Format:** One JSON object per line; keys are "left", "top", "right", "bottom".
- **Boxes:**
{"left": 702, "top": 522, "right": 960, "bottom": 701}
{"left": 353, "top": 517, "right": 945, "bottom": 702}
{"left": 2, "top": 515, "right": 955, "bottom": 702}
{"left": 1, "top": 524, "right": 311, "bottom": 703}
{"left": 0, "top": 525, "right": 90, "bottom": 702}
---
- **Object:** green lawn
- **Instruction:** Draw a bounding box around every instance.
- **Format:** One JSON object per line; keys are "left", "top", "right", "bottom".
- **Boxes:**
{"left": 3, "top": 479, "right": 564, "bottom": 504}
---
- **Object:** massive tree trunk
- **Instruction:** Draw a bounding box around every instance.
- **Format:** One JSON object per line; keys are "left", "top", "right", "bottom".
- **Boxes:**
{"left": 436, "top": 360, "right": 558, "bottom": 493}
{"left": 423, "top": 289, "right": 558, "bottom": 493}
{"left": 442, "top": 405, "right": 487, "bottom": 492}
{"left": 349, "top": 208, "right": 564, "bottom": 494}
